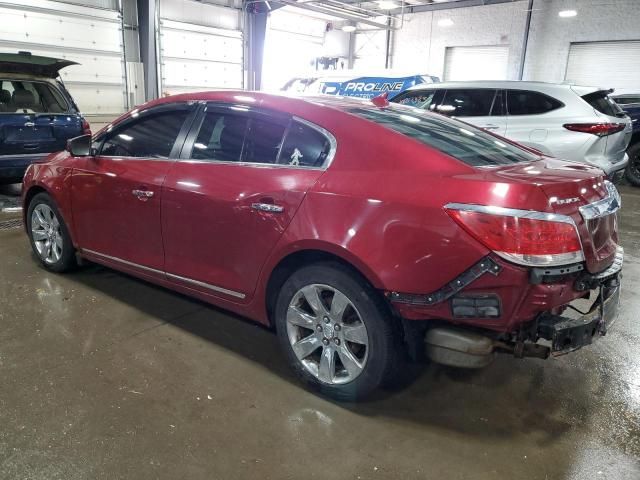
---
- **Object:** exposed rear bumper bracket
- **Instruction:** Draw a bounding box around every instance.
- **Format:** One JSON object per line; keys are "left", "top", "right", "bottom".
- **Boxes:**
{"left": 390, "top": 256, "right": 502, "bottom": 306}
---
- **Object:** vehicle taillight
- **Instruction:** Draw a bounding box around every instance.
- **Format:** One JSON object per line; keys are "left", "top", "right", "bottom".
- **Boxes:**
{"left": 82, "top": 119, "right": 92, "bottom": 135}
{"left": 445, "top": 205, "right": 584, "bottom": 267}
{"left": 563, "top": 123, "right": 626, "bottom": 137}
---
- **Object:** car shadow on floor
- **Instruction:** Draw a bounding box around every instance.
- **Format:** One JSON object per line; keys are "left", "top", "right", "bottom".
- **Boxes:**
{"left": 61, "top": 261, "right": 598, "bottom": 446}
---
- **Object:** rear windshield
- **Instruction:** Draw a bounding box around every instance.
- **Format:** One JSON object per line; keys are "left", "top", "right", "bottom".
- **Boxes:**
{"left": 347, "top": 105, "right": 540, "bottom": 167}
{"left": 582, "top": 91, "right": 626, "bottom": 118}
{"left": 0, "top": 79, "right": 68, "bottom": 113}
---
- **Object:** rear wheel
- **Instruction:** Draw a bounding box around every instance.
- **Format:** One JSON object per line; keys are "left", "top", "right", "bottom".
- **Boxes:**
{"left": 274, "top": 262, "right": 399, "bottom": 401}
{"left": 624, "top": 142, "right": 640, "bottom": 186}
{"left": 27, "top": 192, "right": 76, "bottom": 272}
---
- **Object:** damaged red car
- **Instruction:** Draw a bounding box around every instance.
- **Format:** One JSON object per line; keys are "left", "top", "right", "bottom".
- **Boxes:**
{"left": 22, "top": 91, "right": 623, "bottom": 400}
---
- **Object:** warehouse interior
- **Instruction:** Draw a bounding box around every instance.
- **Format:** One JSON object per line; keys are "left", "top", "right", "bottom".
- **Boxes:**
{"left": 0, "top": 0, "right": 639, "bottom": 478}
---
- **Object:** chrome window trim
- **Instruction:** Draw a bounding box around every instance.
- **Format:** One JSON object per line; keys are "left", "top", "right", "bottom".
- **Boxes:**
{"left": 579, "top": 180, "right": 621, "bottom": 220}
{"left": 82, "top": 248, "right": 246, "bottom": 299}
{"left": 292, "top": 115, "right": 338, "bottom": 170}
{"left": 444, "top": 203, "right": 585, "bottom": 267}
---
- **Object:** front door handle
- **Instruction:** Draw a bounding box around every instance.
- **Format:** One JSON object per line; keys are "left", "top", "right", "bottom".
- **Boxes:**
{"left": 251, "top": 202, "right": 284, "bottom": 213}
{"left": 132, "top": 189, "right": 154, "bottom": 201}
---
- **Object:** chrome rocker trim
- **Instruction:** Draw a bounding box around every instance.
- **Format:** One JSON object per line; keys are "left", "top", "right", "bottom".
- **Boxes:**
{"left": 82, "top": 249, "right": 246, "bottom": 299}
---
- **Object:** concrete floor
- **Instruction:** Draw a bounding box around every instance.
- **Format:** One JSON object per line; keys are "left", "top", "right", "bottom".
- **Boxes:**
{"left": 0, "top": 187, "right": 638, "bottom": 480}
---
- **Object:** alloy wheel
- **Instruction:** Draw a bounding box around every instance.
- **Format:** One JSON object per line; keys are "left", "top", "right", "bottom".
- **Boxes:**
{"left": 31, "top": 204, "right": 63, "bottom": 264}
{"left": 286, "top": 284, "right": 369, "bottom": 385}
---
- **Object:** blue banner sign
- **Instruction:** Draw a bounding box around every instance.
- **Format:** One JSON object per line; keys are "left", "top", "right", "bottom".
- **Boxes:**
{"left": 319, "top": 75, "right": 429, "bottom": 99}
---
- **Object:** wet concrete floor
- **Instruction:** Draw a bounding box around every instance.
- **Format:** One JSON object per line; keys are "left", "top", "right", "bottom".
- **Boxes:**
{"left": 0, "top": 187, "right": 638, "bottom": 479}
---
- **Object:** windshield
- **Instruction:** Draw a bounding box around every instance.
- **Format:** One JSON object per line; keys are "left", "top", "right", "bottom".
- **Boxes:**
{"left": 347, "top": 105, "right": 540, "bottom": 167}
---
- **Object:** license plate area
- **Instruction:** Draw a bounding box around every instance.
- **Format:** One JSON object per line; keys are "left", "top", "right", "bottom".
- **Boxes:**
{"left": 5, "top": 125, "right": 53, "bottom": 142}
{"left": 538, "top": 277, "right": 621, "bottom": 355}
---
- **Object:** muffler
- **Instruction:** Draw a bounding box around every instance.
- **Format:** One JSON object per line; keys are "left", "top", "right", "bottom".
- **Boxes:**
{"left": 425, "top": 328, "right": 551, "bottom": 368}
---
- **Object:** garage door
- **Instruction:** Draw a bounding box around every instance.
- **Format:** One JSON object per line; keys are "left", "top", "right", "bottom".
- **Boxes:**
{"left": 0, "top": 0, "right": 127, "bottom": 117}
{"left": 565, "top": 41, "right": 640, "bottom": 93}
{"left": 443, "top": 46, "right": 509, "bottom": 81}
{"left": 158, "top": 0, "right": 243, "bottom": 97}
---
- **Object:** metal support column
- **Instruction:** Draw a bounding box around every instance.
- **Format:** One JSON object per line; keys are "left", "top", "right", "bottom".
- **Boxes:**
{"left": 245, "top": 1, "right": 270, "bottom": 91}
{"left": 137, "top": 0, "right": 159, "bottom": 100}
{"left": 518, "top": 0, "right": 534, "bottom": 80}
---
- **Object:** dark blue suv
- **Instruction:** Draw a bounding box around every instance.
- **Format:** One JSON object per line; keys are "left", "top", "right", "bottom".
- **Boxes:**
{"left": 0, "top": 52, "right": 90, "bottom": 184}
{"left": 613, "top": 94, "right": 640, "bottom": 186}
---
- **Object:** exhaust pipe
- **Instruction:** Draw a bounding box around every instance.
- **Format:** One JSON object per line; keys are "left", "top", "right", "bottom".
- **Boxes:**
{"left": 425, "top": 328, "right": 551, "bottom": 368}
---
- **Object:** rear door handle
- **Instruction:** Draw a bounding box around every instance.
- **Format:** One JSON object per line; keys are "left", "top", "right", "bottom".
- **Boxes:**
{"left": 251, "top": 202, "right": 284, "bottom": 213}
{"left": 132, "top": 189, "right": 154, "bottom": 201}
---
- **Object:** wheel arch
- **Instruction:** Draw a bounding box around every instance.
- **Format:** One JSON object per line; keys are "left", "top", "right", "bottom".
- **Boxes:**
{"left": 263, "top": 245, "right": 386, "bottom": 328}
{"left": 22, "top": 185, "right": 49, "bottom": 229}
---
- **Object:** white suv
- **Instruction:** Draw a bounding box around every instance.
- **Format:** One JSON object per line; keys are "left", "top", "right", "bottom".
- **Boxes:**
{"left": 392, "top": 81, "right": 632, "bottom": 179}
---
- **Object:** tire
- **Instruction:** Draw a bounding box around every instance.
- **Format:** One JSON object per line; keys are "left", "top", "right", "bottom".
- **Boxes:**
{"left": 624, "top": 142, "right": 640, "bottom": 187}
{"left": 274, "top": 262, "right": 401, "bottom": 401}
{"left": 26, "top": 192, "right": 77, "bottom": 273}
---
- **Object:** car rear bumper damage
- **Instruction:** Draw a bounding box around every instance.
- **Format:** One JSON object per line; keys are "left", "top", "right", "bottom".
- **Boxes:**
{"left": 391, "top": 247, "right": 623, "bottom": 368}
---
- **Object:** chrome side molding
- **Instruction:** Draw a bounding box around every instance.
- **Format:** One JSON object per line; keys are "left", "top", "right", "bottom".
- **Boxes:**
{"left": 81, "top": 248, "right": 246, "bottom": 299}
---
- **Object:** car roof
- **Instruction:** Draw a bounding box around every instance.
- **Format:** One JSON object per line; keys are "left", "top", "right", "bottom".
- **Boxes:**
{"left": 98, "top": 91, "right": 385, "bottom": 136}
{"left": 405, "top": 80, "right": 604, "bottom": 94}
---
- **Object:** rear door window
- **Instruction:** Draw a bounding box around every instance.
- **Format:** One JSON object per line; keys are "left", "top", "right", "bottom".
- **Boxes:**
{"left": 191, "top": 110, "right": 249, "bottom": 162}
{"left": 277, "top": 121, "right": 332, "bottom": 168}
{"left": 436, "top": 89, "right": 497, "bottom": 117}
{"left": 582, "top": 91, "right": 626, "bottom": 117}
{"left": 506, "top": 90, "right": 563, "bottom": 115}
{"left": 244, "top": 113, "right": 288, "bottom": 164}
{"left": 100, "top": 109, "right": 190, "bottom": 158}
{"left": 0, "top": 80, "right": 68, "bottom": 113}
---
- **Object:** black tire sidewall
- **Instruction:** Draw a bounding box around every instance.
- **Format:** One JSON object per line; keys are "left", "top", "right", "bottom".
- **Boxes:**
{"left": 26, "top": 192, "right": 76, "bottom": 272}
{"left": 274, "top": 262, "right": 396, "bottom": 401}
{"left": 624, "top": 143, "right": 640, "bottom": 186}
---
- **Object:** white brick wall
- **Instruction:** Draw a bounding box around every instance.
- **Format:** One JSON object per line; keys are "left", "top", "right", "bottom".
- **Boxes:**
{"left": 388, "top": 0, "right": 640, "bottom": 83}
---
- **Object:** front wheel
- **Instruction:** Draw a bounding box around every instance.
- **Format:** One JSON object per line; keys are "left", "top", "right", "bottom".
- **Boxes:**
{"left": 274, "top": 262, "right": 400, "bottom": 401}
{"left": 624, "top": 142, "right": 640, "bottom": 187}
{"left": 27, "top": 192, "right": 77, "bottom": 272}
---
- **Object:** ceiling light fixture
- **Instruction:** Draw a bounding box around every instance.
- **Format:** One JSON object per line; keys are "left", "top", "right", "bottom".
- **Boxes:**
{"left": 377, "top": 0, "right": 398, "bottom": 10}
{"left": 437, "top": 18, "right": 454, "bottom": 27}
{"left": 342, "top": 25, "right": 357, "bottom": 33}
{"left": 558, "top": 10, "right": 577, "bottom": 17}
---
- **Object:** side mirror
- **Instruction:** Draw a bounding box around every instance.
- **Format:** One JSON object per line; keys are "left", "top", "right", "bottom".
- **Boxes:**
{"left": 66, "top": 134, "right": 92, "bottom": 157}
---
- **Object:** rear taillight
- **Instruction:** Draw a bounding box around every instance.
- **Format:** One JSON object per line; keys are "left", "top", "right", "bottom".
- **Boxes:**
{"left": 81, "top": 119, "right": 92, "bottom": 135}
{"left": 445, "top": 204, "right": 584, "bottom": 267}
{"left": 563, "top": 123, "right": 626, "bottom": 137}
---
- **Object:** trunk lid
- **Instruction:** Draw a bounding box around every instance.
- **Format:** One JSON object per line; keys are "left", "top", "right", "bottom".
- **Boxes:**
{"left": 486, "top": 158, "right": 619, "bottom": 273}
{"left": 0, "top": 52, "right": 77, "bottom": 78}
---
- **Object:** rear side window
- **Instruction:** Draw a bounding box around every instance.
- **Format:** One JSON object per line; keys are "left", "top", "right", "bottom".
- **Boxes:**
{"left": 100, "top": 110, "right": 189, "bottom": 158}
{"left": 0, "top": 79, "right": 68, "bottom": 113}
{"left": 348, "top": 106, "right": 539, "bottom": 167}
{"left": 191, "top": 110, "right": 249, "bottom": 162}
{"left": 244, "top": 115, "right": 288, "bottom": 164}
{"left": 437, "top": 89, "right": 498, "bottom": 117}
{"left": 277, "top": 121, "right": 331, "bottom": 167}
{"left": 583, "top": 91, "right": 625, "bottom": 117}
{"left": 507, "top": 90, "right": 563, "bottom": 115}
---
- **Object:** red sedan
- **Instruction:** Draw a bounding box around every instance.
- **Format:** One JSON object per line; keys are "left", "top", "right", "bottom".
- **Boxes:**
{"left": 22, "top": 91, "right": 623, "bottom": 400}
